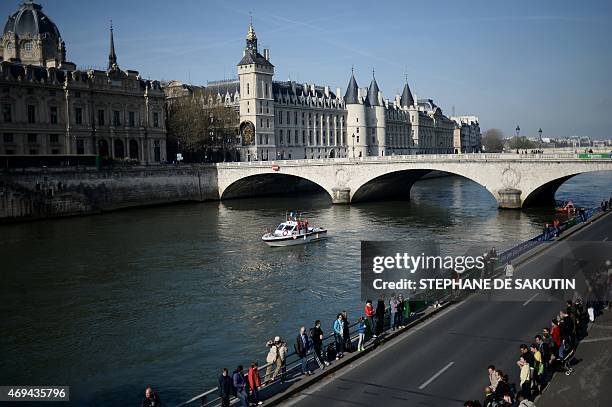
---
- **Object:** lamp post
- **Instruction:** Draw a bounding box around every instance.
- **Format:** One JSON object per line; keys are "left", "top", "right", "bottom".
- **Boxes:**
{"left": 538, "top": 128, "right": 543, "bottom": 152}
{"left": 351, "top": 133, "right": 355, "bottom": 159}
{"left": 515, "top": 125, "right": 520, "bottom": 154}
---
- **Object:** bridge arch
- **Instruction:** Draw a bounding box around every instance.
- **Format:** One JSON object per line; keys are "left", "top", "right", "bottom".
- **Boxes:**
{"left": 522, "top": 169, "right": 611, "bottom": 207}
{"left": 220, "top": 173, "right": 333, "bottom": 201}
{"left": 351, "top": 168, "right": 498, "bottom": 204}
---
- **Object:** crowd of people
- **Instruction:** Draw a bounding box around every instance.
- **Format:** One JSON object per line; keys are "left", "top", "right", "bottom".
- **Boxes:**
{"left": 462, "top": 299, "right": 605, "bottom": 407}
{"left": 600, "top": 197, "right": 612, "bottom": 212}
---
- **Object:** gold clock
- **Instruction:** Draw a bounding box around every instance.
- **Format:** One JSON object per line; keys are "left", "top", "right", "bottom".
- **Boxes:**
{"left": 242, "top": 122, "right": 254, "bottom": 145}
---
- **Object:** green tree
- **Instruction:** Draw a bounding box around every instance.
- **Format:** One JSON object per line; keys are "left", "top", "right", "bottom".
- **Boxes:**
{"left": 481, "top": 128, "right": 505, "bottom": 152}
{"left": 508, "top": 136, "right": 536, "bottom": 150}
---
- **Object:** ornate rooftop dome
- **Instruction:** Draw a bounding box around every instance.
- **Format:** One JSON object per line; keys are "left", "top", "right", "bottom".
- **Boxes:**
{"left": 3, "top": 1, "right": 60, "bottom": 38}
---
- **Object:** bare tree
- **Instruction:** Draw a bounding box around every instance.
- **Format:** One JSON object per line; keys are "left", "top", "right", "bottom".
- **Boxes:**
{"left": 481, "top": 128, "right": 505, "bottom": 152}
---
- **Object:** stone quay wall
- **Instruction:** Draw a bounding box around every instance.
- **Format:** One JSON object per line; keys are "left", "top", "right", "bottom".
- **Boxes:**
{"left": 0, "top": 165, "right": 219, "bottom": 223}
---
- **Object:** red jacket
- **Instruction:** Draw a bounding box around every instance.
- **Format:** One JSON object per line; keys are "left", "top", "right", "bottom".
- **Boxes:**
{"left": 551, "top": 325, "right": 561, "bottom": 347}
{"left": 365, "top": 303, "right": 374, "bottom": 317}
{"left": 248, "top": 367, "right": 261, "bottom": 389}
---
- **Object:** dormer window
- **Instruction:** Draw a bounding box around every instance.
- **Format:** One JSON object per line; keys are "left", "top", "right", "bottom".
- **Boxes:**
{"left": 23, "top": 41, "right": 33, "bottom": 51}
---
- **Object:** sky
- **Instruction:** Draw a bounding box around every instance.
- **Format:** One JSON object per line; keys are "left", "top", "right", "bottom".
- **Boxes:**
{"left": 3, "top": 0, "right": 611, "bottom": 139}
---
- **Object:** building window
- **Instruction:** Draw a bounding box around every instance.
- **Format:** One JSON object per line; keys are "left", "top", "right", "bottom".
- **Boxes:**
{"left": 50, "top": 106, "right": 58, "bottom": 124}
{"left": 3, "top": 133, "right": 14, "bottom": 143}
{"left": 154, "top": 140, "right": 161, "bottom": 162}
{"left": 279, "top": 129, "right": 284, "bottom": 144}
{"left": 29, "top": 149, "right": 38, "bottom": 155}
{"left": 27, "top": 105, "right": 36, "bottom": 123}
{"left": 3, "top": 104, "right": 12, "bottom": 122}
{"left": 27, "top": 133, "right": 37, "bottom": 144}
{"left": 278, "top": 110, "right": 282, "bottom": 124}
{"left": 153, "top": 112, "right": 159, "bottom": 127}
{"left": 247, "top": 83, "right": 250, "bottom": 95}
{"left": 5, "top": 149, "right": 14, "bottom": 155}
{"left": 129, "top": 111, "right": 135, "bottom": 127}
{"left": 75, "top": 107, "right": 83, "bottom": 125}
{"left": 287, "top": 111, "right": 290, "bottom": 124}
{"left": 265, "top": 83, "right": 268, "bottom": 97}
{"left": 357, "top": 136, "right": 360, "bottom": 143}
{"left": 52, "top": 149, "right": 60, "bottom": 154}
{"left": 113, "top": 110, "right": 121, "bottom": 127}
{"left": 74, "top": 91, "right": 81, "bottom": 98}
{"left": 76, "top": 139, "right": 85, "bottom": 155}
{"left": 49, "top": 134, "right": 59, "bottom": 144}
{"left": 266, "top": 119, "right": 269, "bottom": 128}
{"left": 356, "top": 127, "right": 359, "bottom": 133}
{"left": 23, "top": 41, "right": 33, "bottom": 51}
{"left": 98, "top": 109, "right": 105, "bottom": 126}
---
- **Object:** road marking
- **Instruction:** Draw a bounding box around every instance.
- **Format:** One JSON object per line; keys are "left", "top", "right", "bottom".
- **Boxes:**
{"left": 522, "top": 293, "right": 539, "bottom": 306}
{"left": 418, "top": 361, "right": 454, "bottom": 390}
{"left": 603, "top": 237, "right": 609, "bottom": 241}
{"left": 581, "top": 336, "right": 612, "bottom": 343}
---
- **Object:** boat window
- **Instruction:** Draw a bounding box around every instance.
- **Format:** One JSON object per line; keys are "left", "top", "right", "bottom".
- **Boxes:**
{"left": 276, "top": 225, "right": 284, "bottom": 231}
{"left": 283, "top": 225, "right": 293, "bottom": 230}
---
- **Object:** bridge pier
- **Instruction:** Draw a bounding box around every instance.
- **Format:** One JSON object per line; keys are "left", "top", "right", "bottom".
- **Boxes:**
{"left": 331, "top": 187, "right": 351, "bottom": 204}
{"left": 497, "top": 188, "right": 522, "bottom": 209}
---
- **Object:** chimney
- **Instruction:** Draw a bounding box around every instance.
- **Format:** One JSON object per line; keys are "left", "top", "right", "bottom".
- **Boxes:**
{"left": 336, "top": 87, "right": 341, "bottom": 97}
{"left": 310, "top": 83, "right": 315, "bottom": 95}
{"left": 324, "top": 85, "right": 329, "bottom": 97}
{"left": 264, "top": 48, "right": 270, "bottom": 60}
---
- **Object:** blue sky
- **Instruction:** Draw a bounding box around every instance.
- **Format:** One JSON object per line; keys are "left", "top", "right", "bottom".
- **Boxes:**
{"left": 3, "top": 0, "right": 611, "bottom": 139}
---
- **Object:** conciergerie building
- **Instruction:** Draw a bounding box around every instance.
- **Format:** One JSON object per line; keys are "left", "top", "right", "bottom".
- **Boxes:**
{"left": 169, "top": 23, "right": 480, "bottom": 162}
{"left": 0, "top": 0, "right": 167, "bottom": 163}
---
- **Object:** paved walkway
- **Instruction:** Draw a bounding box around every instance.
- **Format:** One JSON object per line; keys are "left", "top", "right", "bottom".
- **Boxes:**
{"left": 537, "top": 308, "right": 612, "bottom": 407}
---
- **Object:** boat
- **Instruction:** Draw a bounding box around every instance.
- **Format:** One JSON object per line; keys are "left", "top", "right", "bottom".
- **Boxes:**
{"left": 555, "top": 200, "right": 576, "bottom": 214}
{"left": 262, "top": 212, "right": 327, "bottom": 247}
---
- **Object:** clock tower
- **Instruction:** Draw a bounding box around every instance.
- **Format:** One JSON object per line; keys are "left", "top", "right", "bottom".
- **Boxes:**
{"left": 237, "top": 22, "right": 274, "bottom": 161}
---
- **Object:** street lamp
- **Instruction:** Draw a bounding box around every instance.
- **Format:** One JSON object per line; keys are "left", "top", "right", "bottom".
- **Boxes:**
{"left": 351, "top": 133, "right": 355, "bottom": 159}
{"left": 538, "top": 128, "right": 543, "bottom": 152}
{"left": 515, "top": 125, "right": 520, "bottom": 154}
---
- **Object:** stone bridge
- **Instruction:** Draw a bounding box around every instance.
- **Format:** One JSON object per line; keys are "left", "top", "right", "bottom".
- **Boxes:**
{"left": 216, "top": 153, "right": 612, "bottom": 208}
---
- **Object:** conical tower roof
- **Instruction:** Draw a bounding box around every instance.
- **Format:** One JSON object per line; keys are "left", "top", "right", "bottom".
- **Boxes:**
{"left": 344, "top": 72, "right": 359, "bottom": 104}
{"left": 367, "top": 77, "right": 380, "bottom": 106}
{"left": 400, "top": 82, "right": 414, "bottom": 107}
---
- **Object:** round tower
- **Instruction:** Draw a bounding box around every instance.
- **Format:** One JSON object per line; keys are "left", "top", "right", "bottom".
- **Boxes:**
{"left": 344, "top": 70, "right": 367, "bottom": 158}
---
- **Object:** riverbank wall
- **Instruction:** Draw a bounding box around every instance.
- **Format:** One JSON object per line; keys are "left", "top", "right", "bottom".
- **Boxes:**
{"left": 0, "top": 166, "right": 218, "bottom": 223}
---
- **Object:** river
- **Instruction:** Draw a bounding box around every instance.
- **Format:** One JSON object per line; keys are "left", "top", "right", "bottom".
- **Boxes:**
{"left": 0, "top": 171, "right": 610, "bottom": 406}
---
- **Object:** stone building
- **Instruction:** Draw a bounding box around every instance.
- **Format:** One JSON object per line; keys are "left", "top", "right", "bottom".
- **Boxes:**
{"left": 451, "top": 115, "right": 481, "bottom": 153}
{"left": 164, "top": 22, "right": 467, "bottom": 162}
{"left": 0, "top": 1, "right": 166, "bottom": 164}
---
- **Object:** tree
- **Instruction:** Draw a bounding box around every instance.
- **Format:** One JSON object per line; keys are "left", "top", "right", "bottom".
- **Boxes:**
{"left": 166, "top": 96, "right": 239, "bottom": 162}
{"left": 481, "top": 128, "right": 505, "bottom": 153}
{"left": 508, "top": 136, "right": 536, "bottom": 150}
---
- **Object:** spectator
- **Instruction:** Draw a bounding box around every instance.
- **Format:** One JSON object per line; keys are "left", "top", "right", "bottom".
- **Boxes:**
{"left": 232, "top": 365, "right": 248, "bottom": 407}
{"left": 535, "top": 334, "right": 551, "bottom": 383}
{"left": 218, "top": 368, "right": 232, "bottom": 407}
{"left": 504, "top": 261, "right": 514, "bottom": 279}
{"left": 364, "top": 299, "right": 376, "bottom": 337}
{"left": 247, "top": 362, "right": 263, "bottom": 405}
{"left": 375, "top": 294, "right": 386, "bottom": 336}
{"left": 333, "top": 313, "right": 345, "bottom": 359}
{"left": 397, "top": 294, "right": 405, "bottom": 328}
{"left": 390, "top": 294, "right": 399, "bottom": 330}
{"left": 493, "top": 370, "right": 512, "bottom": 404}
{"left": 517, "top": 355, "right": 531, "bottom": 399}
{"left": 519, "top": 344, "right": 535, "bottom": 367}
{"left": 142, "top": 387, "right": 161, "bottom": 407}
{"left": 264, "top": 336, "right": 287, "bottom": 383}
{"left": 310, "top": 320, "right": 329, "bottom": 369}
{"left": 487, "top": 365, "right": 498, "bottom": 390}
{"left": 516, "top": 392, "right": 535, "bottom": 407}
{"left": 530, "top": 343, "right": 543, "bottom": 391}
{"left": 356, "top": 316, "right": 366, "bottom": 351}
{"left": 294, "top": 326, "right": 313, "bottom": 376}
{"left": 342, "top": 310, "right": 352, "bottom": 352}
{"left": 483, "top": 386, "right": 495, "bottom": 407}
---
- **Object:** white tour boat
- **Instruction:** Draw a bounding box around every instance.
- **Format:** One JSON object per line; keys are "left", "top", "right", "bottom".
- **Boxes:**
{"left": 262, "top": 212, "right": 327, "bottom": 247}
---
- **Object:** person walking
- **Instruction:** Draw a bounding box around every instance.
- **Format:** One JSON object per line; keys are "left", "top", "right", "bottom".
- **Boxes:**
{"left": 390, "top": 294, "right": 399, "bottom": 330}
{"left": 247, "top": 362, "right": 263, "bottom": 405}
{"left": 310, "top": 320, "right": 329, "bottom": 370}
{"left": 375, "top": 294, "right": 386, "bottom": 336}
{"left": 332, "top": 314, "right": 345, "bottom": 359}
{"left": 341, "top": 311, "right": 352, "bottom": 352}
{"left": 232, "top": 366, "right": 249, "bottom": 407}
{"left": 218, "top": 368, "right": 232, "bottom": 407}
{"left": 364, "top": 299, "right": 376, "bottom": 338}
{"left": 294, "top": 326, "right": 313, "bottom": 376}
{"left": 356, "top": 316, "right": 366, "bottom": 351}
{"left": 504, "top": 261, "right": 514, "bottom": 279}
{"left": 142, "top": 387, "right": 161, "bottom": 407}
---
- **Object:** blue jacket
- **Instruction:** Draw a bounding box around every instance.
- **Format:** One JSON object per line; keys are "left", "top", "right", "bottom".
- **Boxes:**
{"left": 333, "top": 319, "right": 344, "bottom": 335}
{"left": 232, "top": 371, "right": 245, "bottom": 392}
{"left": 357, "top": 321, "right": 366, "bottom": 334}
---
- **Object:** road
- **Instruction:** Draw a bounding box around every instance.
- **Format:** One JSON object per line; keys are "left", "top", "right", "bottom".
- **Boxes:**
{"left": 284, "top": 212, "right": 612, "bottom": 406}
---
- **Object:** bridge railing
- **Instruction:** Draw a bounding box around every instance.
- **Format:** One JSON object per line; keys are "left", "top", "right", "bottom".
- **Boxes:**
{"left": 213, "top": 152, "right": 609, "bottom": 168}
